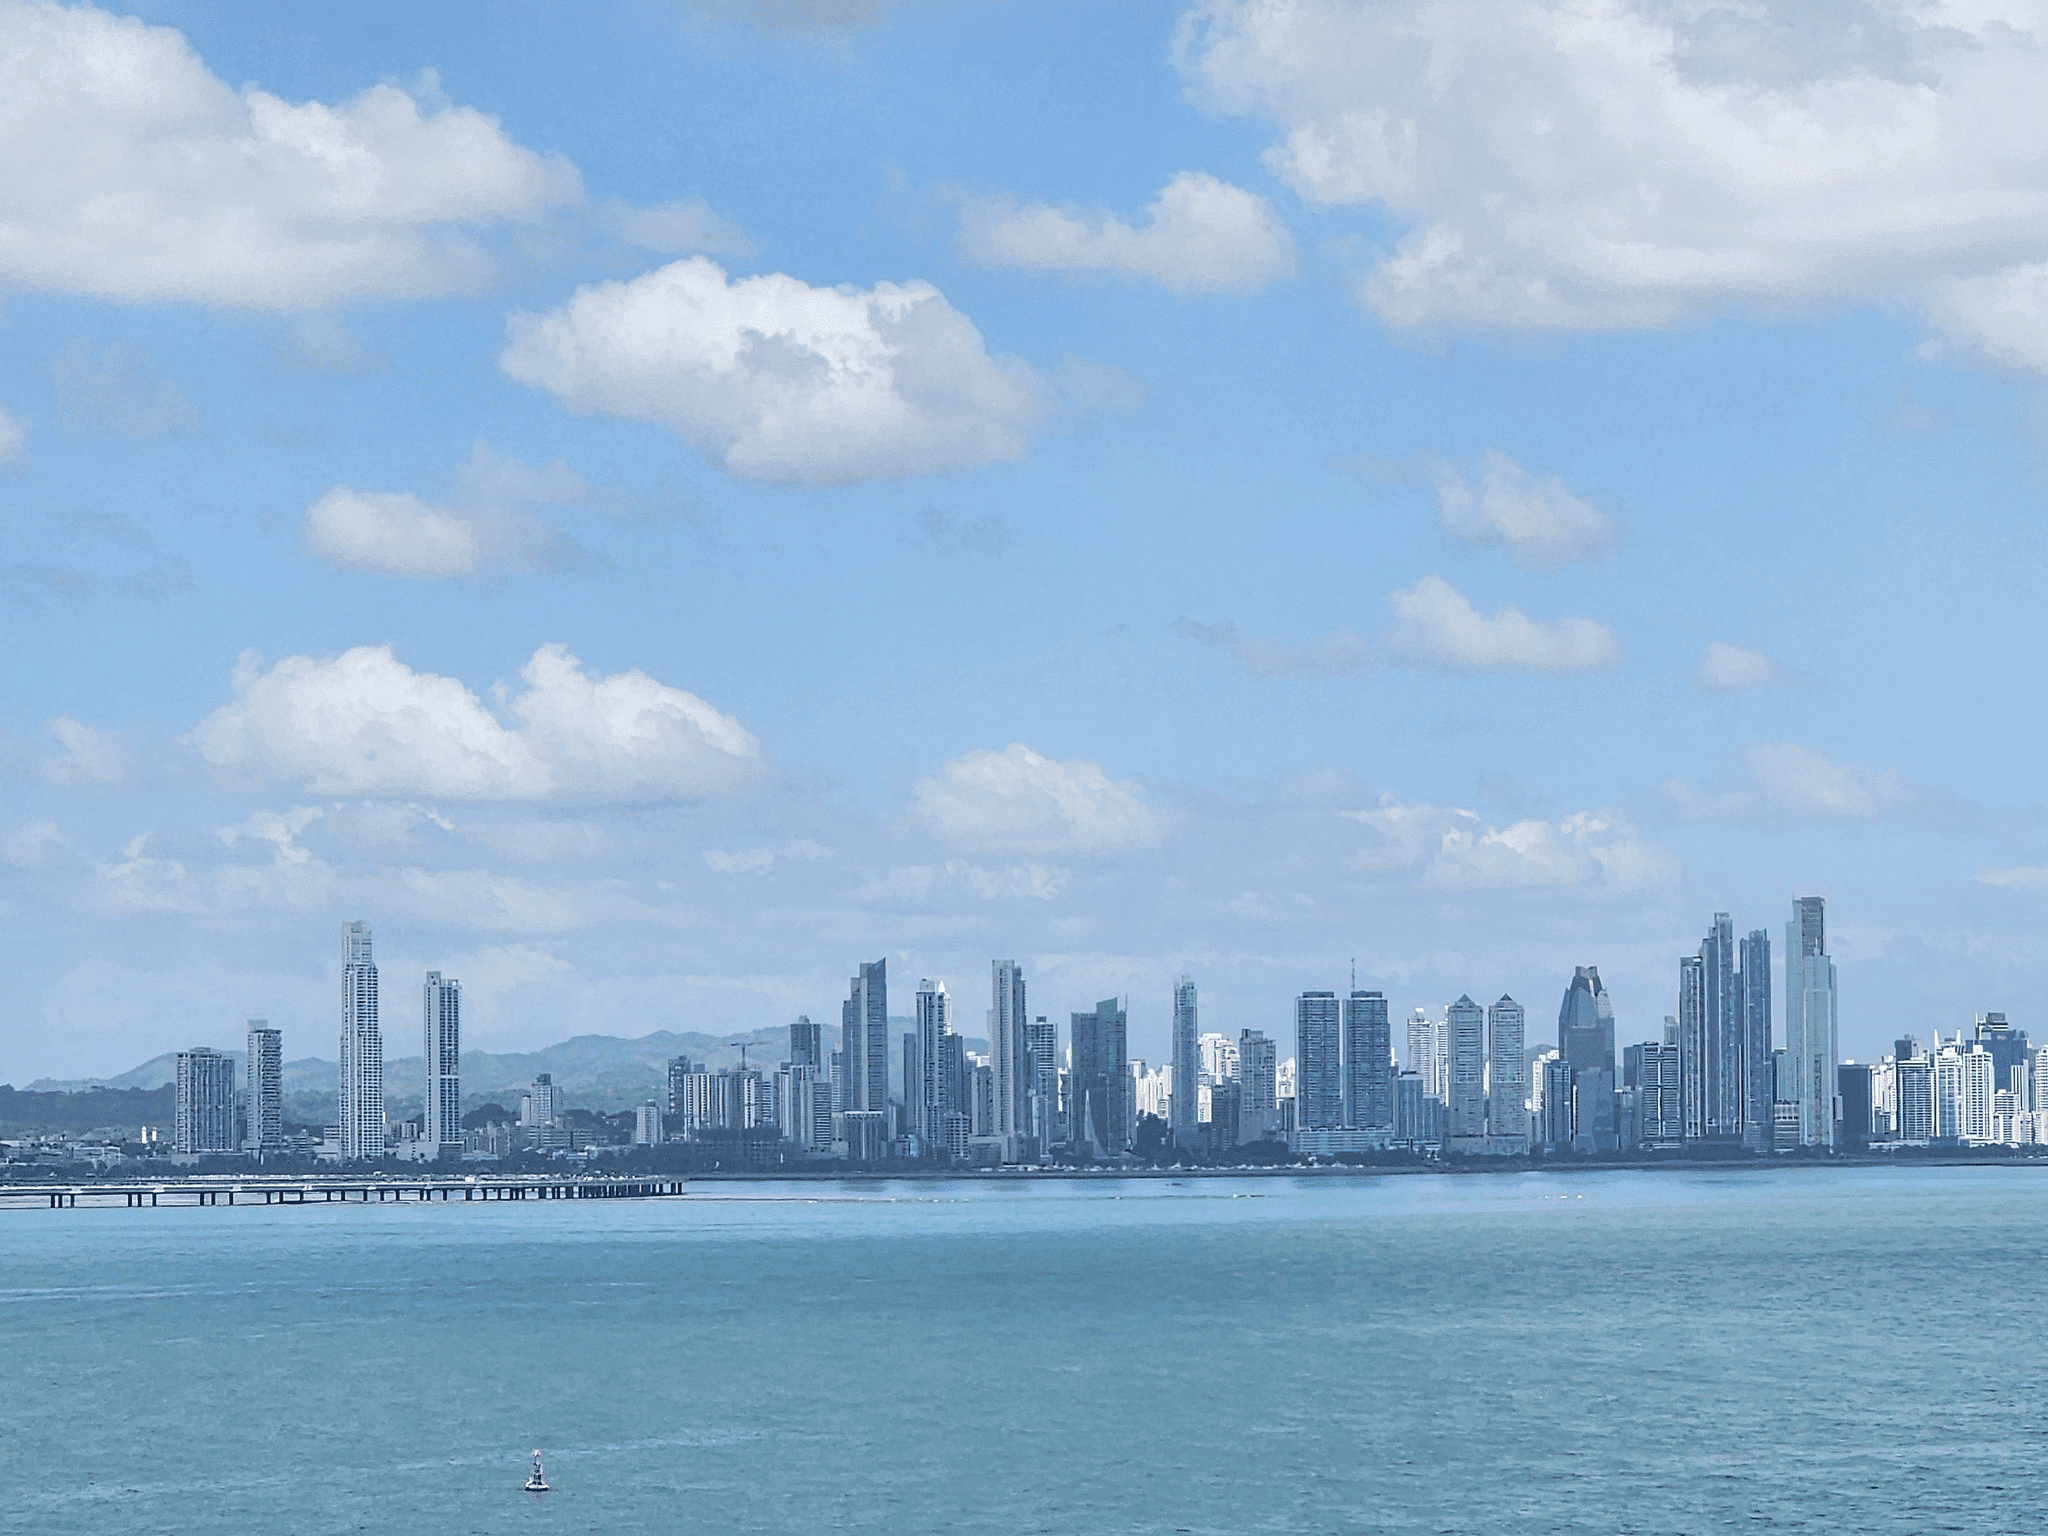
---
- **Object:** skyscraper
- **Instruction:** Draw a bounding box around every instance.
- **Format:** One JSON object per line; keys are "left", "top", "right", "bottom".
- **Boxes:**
{"left": 1739, "top": 927, "right": 1773, "bottom": 1152}
{"left": 1026, "top": 1015, "right": 1060, "bottom": 1146}
{"left": 914, "top": 977, "right": 953, "bottom": 1147}
{"left": 1446, "top": 995, "right": 1487, "bottom": 1141}
{"left": 990, "top": 960, "right": 1029, "bottom": 1159}
{"left": 1782, "top": 896, "right": 1839, "bottom": 1147}
{"left": 175, "top": 1046, "right": 237, "bottom": 1155}
{"left": 1700, "top": 914, "right": 1742, "bottom": 1143}
{"left": 1294, "top": 991, "right": 1342, "bottom": 1132}
{"left": 1069, "top": 999, "right": 1129, "bottom": 1155}
{"left": 423, "top": 971, "right": 461, "bottom": 1159}
{"left": 1170, "top": 975, "right": 1201, "bottom": 1147}
{"left": 1237, "top": 1029, "right": 1278, "bottom": 1145}
{"left": 244, "top": 1021, "right": 282, "bottom": 1155}
{"left": 1487, "top": 995, "right": 1527, "bottom": 1151}
{"left": 842, "top": 959, "right": 889, "bottom": 1117}
{"left": 1558, "top": 966, "right": 1616, "bottom": 1152}
{"left": 789, "top": 1016, "right": 822, "bottom": 1071}
{"left": 1678, "top": 954, "right": 1705, "bottom": 1142}
{"left": 338, "top": 920, "right": 384, "bottom": 1162}
{"left": 1343, "top": 990, "right": 1392, "bottom": 1132}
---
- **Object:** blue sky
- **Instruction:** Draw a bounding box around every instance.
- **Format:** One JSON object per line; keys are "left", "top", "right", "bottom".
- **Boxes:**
{"left": 5, "top": 0, "right": 2048, "bottom": 1081}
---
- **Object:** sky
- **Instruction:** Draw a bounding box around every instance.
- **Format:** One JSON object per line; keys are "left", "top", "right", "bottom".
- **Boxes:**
{"left": 6, "top": 0, "right": 2048, "bottom": 1082}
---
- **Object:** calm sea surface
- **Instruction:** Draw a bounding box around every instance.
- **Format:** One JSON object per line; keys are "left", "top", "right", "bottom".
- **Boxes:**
{"left": 3, "top": 1167, "right": 2046, "bottom": 1535}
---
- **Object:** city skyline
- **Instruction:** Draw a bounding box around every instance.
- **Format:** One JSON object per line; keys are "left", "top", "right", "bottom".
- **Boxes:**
{"left": 9, "top": 6, "right": 2048, "bottom": 1088}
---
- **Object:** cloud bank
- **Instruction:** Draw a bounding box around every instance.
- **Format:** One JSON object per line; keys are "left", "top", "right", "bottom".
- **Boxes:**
{"left": 0, "top": 0, "right": 579, "bottom": 308}
{"left": 302, "top": 444, "right": 588, "bottom": 579}
{"left": 914, "top": 744, "right": 1159, "bottom": 855}
{"left": 500, "top": 257, "right": 1045, "bottom": 483}
{"left": 1381, "top": 575, "right": 1618, "bottom": 674}
{"left": 1176, "top": 0, "right": 2048, "bottom": 368}
{"left": 193, "top": 644, "right": 760, "bottom": 801}
{"left": 959, "top": 171, "right": 1295, "bottom": 295}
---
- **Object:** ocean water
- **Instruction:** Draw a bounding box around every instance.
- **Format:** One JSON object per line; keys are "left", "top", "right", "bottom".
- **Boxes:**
{"left": 3, "top": 1167, "right": 2047, "bottom": 1535}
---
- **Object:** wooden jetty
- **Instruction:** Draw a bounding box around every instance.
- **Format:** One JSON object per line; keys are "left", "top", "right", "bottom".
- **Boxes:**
{"left": 0, "top": 1176, "right": 688, "bottom": 1210}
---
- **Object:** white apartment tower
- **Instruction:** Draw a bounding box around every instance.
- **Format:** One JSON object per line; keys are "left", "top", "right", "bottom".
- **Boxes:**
{"left": 423, "top": 971, "right": 461, "bottom": 1159}
{"left": 338, "top": 921, "right": 384, "bottom": 1161}
{"left": 990, "top": 960, "right": 1029, "bottom": 1159}
{"left": 245, "top": 1021, "right": 283, "bottom": 1154}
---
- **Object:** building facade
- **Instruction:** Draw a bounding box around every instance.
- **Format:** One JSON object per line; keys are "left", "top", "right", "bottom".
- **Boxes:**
{"left": 1782, "top": 896, "right": 1838, "bottom": 1147}
{"left": 1070, "top": 999, "right": 1130, "bottom": 1155}
{"left": 1344, "top": 990, "right": 1393, "bottom": 1133}
{"left": 338, "top": 920, "right": 384, "bottom": 1161}
{"left": 1486, "top": 995, "right": 1527, "bottom": 1150}
{"left": 175, "top": 1046, "right": 237, "bottom": 1154}
{"left": 841, "top": 959, "right": 889, "bottom": 1119}
{"left": 1295, "top": 991, "right": 1343, "bottom": 1132}
{"left": 423, "top": 970, "right": 461, "bottom": 1159}
{"left": 244, "top": 1021, "right": 282, "bottom": 1154}
{"left": 1171, "top": 974, "right": 1201, "bottom": 1147}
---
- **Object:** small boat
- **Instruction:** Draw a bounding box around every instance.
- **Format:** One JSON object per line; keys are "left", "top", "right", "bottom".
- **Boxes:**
{"left": 525, "top": 1449, "right": 550, "bottom": 1494}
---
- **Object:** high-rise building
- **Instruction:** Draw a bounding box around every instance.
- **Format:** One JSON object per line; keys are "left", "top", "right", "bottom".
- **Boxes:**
{"left": 842, "top": 959, "right": 889, "bottom": 1117}
{"left": 175, "top": 1046, "right": 237, "bottom": 1154}
{"left": 1237, "top": 1030, "right": 1278, "bottom": 1145}
{"left": 1700, "top": 914, "right": 1743, "bottom": 1144}
{"left": 422, "top": 971, "right": 461, "bottom": 1159}
{"left": 1343, "top": 990, "right": 1393, "bottom": 1132}
{"left": 990, "top": 960, "right": 1029, "bottom": 1160}
{"left": 634, "top": 1102, "right": 664, "bottom": 1145}
{"left": 524, "top": 1073, "right": 561, "bottom": 1128}
{"left": 1627, "top": 1035, "right": 1684, "bottom": 1148}
{"left": 1026, "top": 1015, "right": 1060, "bottom": 1147}
{"left": 1199, "top": 1031, "right": 1238, "bottom": 1086}
{"left": 1558, "top": 966, "right": 1617, "bottom": 1152}
{"left": 338, "top": 920, "right": 384, "bottom": 1161}
{"left": 1836, "top": 1064, "right": 1874, "bottom": 1151}
{"left": 1170, "top": 975, "right": 1200, "bottom": 1147}
{"left": 1782, "top": 896, "right": 1839, "bottom": 1147}
{"left": 1445, "top": 996, "right": 1487, "bottom": 1141}
{"left": 1294, "top": 991, "right": 1343, "bottom": 1132}
{"left": 789, "top": 1016, "right": 822, "bottom": 1071}
{"left": 244, "top": 1021, "right": 282, "bottom": 1154}
{"left": 1677, "top": 954, "right": 1705, "bottom": 1142}
{"left": 914, "top": 977, "right": 953, "bottom": 1148}
{"left": 1973, "top": 1013, "right": 2032, "bottom": 1096}
{"left": 1486, "top": 996, "right": 1527, "bottom": 1150}
{"left": 666, "top": 1055, "right": 696, "bottom": 1117}
{"left": 1739, "top": 928, "right": 1773, "bottom": 1152}
{"left": 1069, "top": 999, "right": 1129, "bottom": 1155}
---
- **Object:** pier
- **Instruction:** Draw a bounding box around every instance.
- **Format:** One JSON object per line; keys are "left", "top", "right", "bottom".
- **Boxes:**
{"left": 0, "top": 1176, "right": 688, "bottom": 1211}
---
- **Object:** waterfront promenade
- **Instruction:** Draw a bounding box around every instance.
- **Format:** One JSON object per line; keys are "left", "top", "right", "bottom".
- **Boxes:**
{"left": 0, "top": 1174, "right": 689, "bottom": 1210}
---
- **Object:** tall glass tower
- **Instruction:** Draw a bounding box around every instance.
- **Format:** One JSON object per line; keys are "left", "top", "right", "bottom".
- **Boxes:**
{"left": 338, "top": 921, "right": 383, "bottom": 1161}
{"left": 1446, "top": 995, "right": 1488, "bottom": 1140}
{"left": 990, "top": 960, "right": 1029, "bottom": 1158}
{"left": 1170, "top": 975, "right": 1200, "bottom": 1146}
{"left": 1557, "top": 966, "right": 1616, "bottom": 1151}
{"left": 841, "top": 959, "right": 889, "bottom": 1115}
{"left": 1783, "top": 896, "right": 1838, "bottom": 1147}
{"left": 1343, "top": 990, "right": 1392, "bottom": 1132}
{"left": 1487, "top": 996, "right": 1527, "bottom": 1150}
{"left": 245, "top": 1021, "right": 282, "bottom": 1154}
{"left": 423, "top": 971, "right": 461, "bottom": 1158}
{"left": 1294, "top": 991, "right": 1342, "bottom": 1131}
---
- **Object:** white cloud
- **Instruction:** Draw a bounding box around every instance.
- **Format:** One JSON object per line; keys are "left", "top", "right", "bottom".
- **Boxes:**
{"left": 1175, "top": 0, "right": 2048, "bottom": 364}
{"left": 913, "top": 744, "right": 1159, "bottom": 855}
{"left": 1665, "top": 742, "right": 1911, "bottom": 826}
{"left": 1430, "top": 450, "right": 1615, "bottom": 570}
{"left": 500, "top": 256, "right": 1045, "bottom": 483}
{"left": 1173, "top": 617, "right": 1369, "bottom": 678}
{"left": 596, "top": 197, "right": 752, "bottom": 257}
{"left": 1693, "top": 642, "right": 1779, "bottom": 693}
{"left": 1977, "top": 866, "right": 2048, "bottom": 891}
{"left": 704, "top": 839, "right": 831, "bottom": 875}
{"left": 302, "top": 443, "right": 588, "bottom": 579}
{"left": 39, "top": 715, "right": 127, "bottom": 788}
{"left": 1381, "top": 575, "right": 1618, "bottom": 673}
{"left": 1347, "top": 795, "right": 1672, "bottom": 892}
{"left": 958, "top": 170, "right": 1295, "bottom": 295}
{"left": 192, "top": 643, "right": 760, "bottom": 801}
{"left": 0, "top": 1, "right": 579, "bottom": 308}
{"left": 0, "top": 405, "right": 24, "bottom": 464}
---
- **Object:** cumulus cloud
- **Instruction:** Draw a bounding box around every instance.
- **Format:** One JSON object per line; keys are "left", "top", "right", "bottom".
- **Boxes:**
{"left": 302, "top": 443, "right": 588, "bottom": 579}
{"left": 0, "top": 405, "right": 24, "bottom": 464}
{"left": 38, "top": 716, "right": 127, "bottom": 788}
{"left": 958, "top": 171, "right": 1295, "bottom": 295}
{"left": 0, "top": 0, "right": 579, "bottom": 308}
{"left": 1173, "top": 617, "right": 1369, "bottom": 678}
{"left": 1693, "top": 642, "right": 1779, "bottom": 693}
{"left": 500, "top": 257, "right": 1045, "bottom": 483}
{"left": 1664, "top": 742, "right": 1912, "bottom": 825}
{"left": 1430, "top": 450, "right": 1615, "bottom": 569}
{"left": 1175, "top": 0, "right": 2048, "bottom": 365}
{"left": 1381, "top": 575, "right": 1618, "bottom": 673}
{"left": 1346, "top": 795, "right": 1672, "bottom": 892}
{"left": 192, "top": 643, "right": 760, "bottom": 801}
{"left": 913, "top": 744, "right": 1159, "bottom": 855}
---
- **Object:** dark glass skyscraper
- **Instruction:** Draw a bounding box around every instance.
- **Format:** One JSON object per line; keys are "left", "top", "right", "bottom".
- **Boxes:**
{"left": 1558, "top": 966, "right": 1616, "bottom": 1151}
{"left": 1069, "top": 999, "right": 1129, "bottom": 1154}
{"left": 1739, "top": 927, "right": 1772, "bottom": 1152}
{"left": 1701, "top": 913, "right": 1742, "bottom": 1143}
{"left": 1171, "top": 975, "right": 1201, "bottom": 1145}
